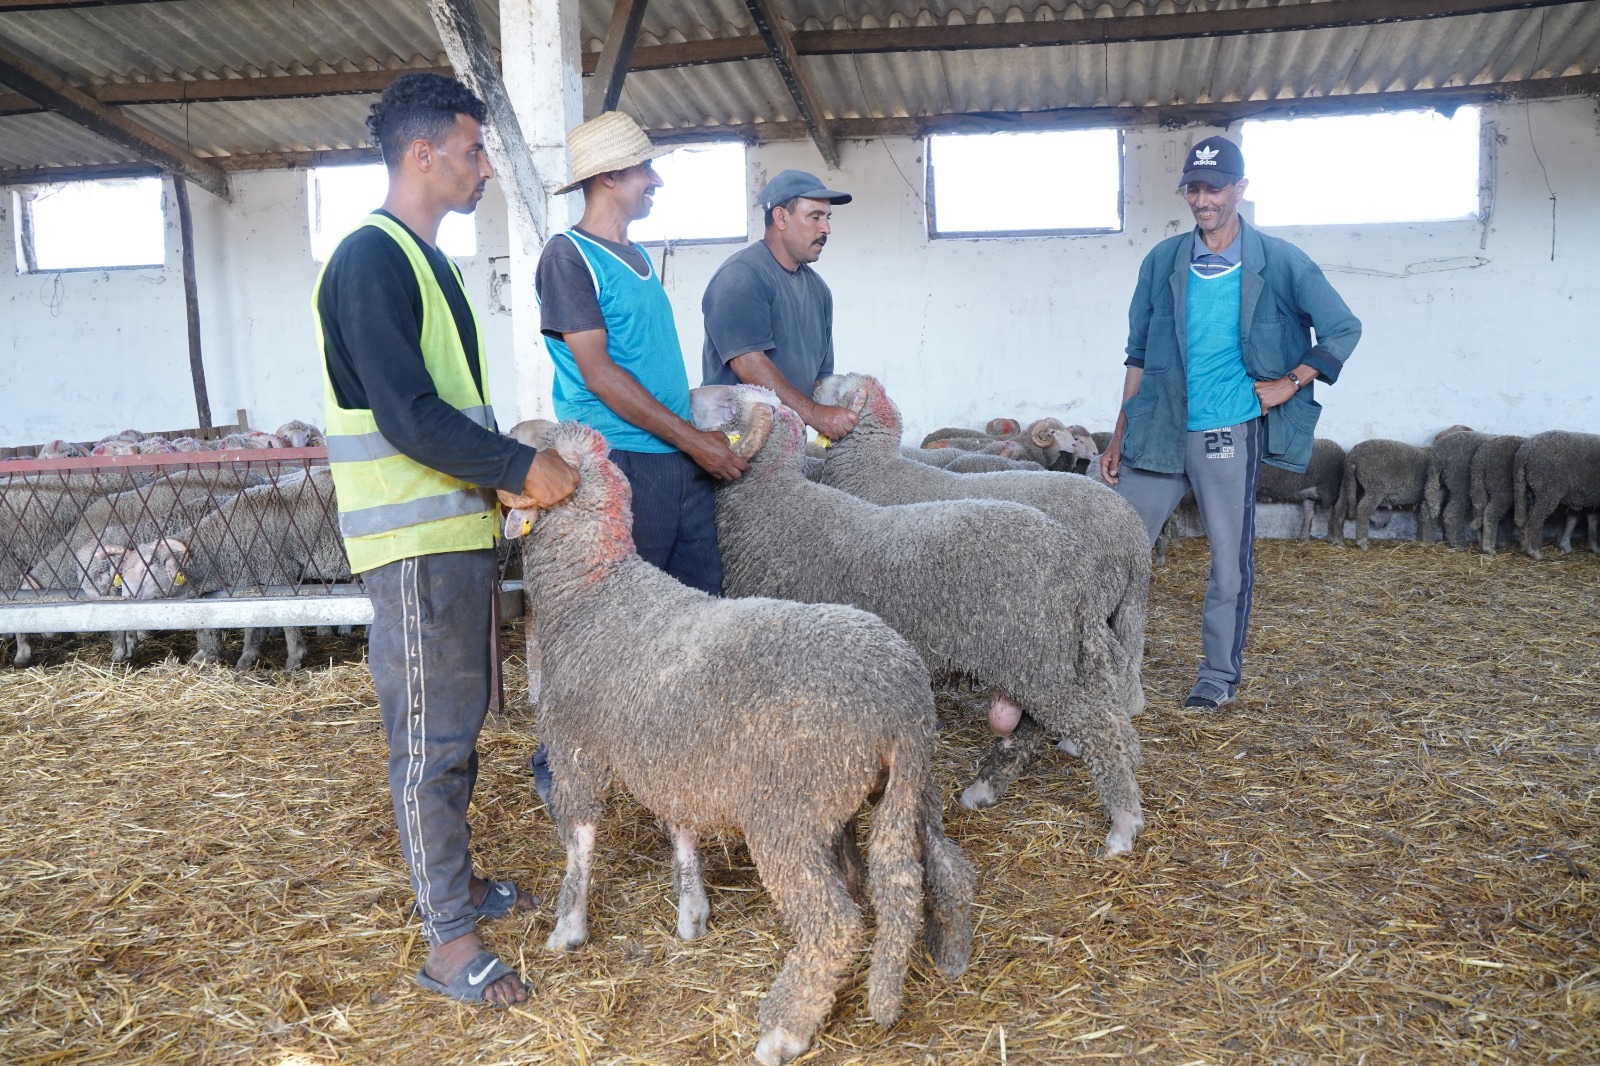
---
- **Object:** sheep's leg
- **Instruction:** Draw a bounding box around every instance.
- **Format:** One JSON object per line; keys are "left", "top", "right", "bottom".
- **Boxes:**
{"left": 13, "top": 633, "right": 33, "bottom": 668}
{"left": 1071, "top": 709, "right": 1146, "bottom": 857}
{"left": 748, "top": 833, "right": 862, "bottom": 1066}
{"left": 1298, "top": 497, "right": 1316, "bottom": 542}
{"left": 109, "top": 630, "right": 133, "bottom": 664}
{"left": 283, "top": 626, "right": 306, "bottom": 670}
{"left": 1559, "top": 514, "right": 1578, "bottom": 554}
{"left": 547, "top": 820, "right": 596, "bottom": 951}
{"left": 1478, "top": 500, "right": 1502, "bottom": 555}
{"left": 959, "top": 712, "right": 1049, "bottom": 810}
{"left": 1522, "top": 495, "right": 1558, "bottom": 560}
{"left": 192, "top": 629, "right": 225, "bottom": 664}
{"left": 315, "top": 625, "right": 334, "bottom": 638}
{"left": 831, "top": 818, "right": 866, "bottom": 906}
{"left": 1588, "top": 514, "right": 1599, "bottom": 554}
{"left": 920, "top": 789, "right": 976, "bottom": 980}
{"left": 235, "top": 627, "right": 265, "bottom": 670}
{"left": 522, "top": 608, "right": 544, "bottom": 709}
{"left": 1353, "top": 492, "right": 1381, "bottom": 550}
{"left": 671, "top": 825, "right": 709, "bottom": 941}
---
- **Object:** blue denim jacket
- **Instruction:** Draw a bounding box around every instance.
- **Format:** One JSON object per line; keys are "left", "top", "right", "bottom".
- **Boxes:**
{"left": 1120, "top": 221, "right": 1360, "bottom": 474}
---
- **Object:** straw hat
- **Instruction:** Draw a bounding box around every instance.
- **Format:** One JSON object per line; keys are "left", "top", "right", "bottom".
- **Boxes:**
{"left": 554, "top": 111, "right": 676, "bottom": 195}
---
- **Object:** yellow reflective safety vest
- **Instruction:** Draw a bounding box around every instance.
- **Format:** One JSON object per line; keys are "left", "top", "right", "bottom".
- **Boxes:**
{"left": 314, "top": 212, "right": 499, "bottom": 575}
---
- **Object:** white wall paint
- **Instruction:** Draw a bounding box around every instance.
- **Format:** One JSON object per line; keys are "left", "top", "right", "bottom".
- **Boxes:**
{"left": 1, "top": 96, "right": 1594, "bottom": 450}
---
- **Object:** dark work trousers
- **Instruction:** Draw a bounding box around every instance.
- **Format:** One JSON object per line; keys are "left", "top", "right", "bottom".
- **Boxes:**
{"left": 1114, "top": 417, "right": 1263, "bottom": 696}
{"left": 609, "top": 447, "right": 723, "bottom": 595}
{"left": 365, "top": 547, "right": 496, "bottom": 947}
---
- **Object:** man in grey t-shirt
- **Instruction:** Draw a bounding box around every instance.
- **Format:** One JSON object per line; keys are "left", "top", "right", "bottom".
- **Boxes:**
{"left": 700, "top": 169, "right": 860, "bottom": 440}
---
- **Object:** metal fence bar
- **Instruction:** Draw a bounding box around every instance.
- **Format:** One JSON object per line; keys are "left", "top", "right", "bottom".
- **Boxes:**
{"left": 0, "top": 581, "right": 525, "bottom": 635}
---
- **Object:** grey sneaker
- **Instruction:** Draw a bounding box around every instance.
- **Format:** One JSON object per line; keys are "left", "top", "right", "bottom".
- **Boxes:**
{"left": 1182, "top": 680, "right": 1236, "bottom": 711}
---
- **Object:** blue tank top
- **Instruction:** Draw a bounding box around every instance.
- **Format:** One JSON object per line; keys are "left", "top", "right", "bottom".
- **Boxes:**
{"left": 542, "top": 230, "right": 690, "bottom": 454}
{"left": 1184, "top": 264, "right": 1260, "bottom": 431}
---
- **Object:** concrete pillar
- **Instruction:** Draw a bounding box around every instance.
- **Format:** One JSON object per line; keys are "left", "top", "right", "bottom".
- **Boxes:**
{"left": 501, "top": 0, "right": 584, "bottom": 422}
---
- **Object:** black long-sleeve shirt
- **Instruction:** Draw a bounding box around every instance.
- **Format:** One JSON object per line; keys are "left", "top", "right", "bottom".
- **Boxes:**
{"left": 317, "top": 209, "right": 533, "bottom": 493}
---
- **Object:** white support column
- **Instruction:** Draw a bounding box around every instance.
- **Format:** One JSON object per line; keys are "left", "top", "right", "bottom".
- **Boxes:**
{"left": 501, "top": 0, "right": 585, "bottom": 423}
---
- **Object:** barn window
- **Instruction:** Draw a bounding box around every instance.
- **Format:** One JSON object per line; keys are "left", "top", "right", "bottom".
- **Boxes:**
{"left": 12, "top": 176, "right": 166, "bottom": 273}
{"left": 309, "top": 163, "right": 477, "bottom": 261}
{"left": 628, "top": 141, "right": 747, "bottom": 245}
{"left": 926, "top": 128, "right": 1123, "bottom": 238}
{"left": 1240, "top": 107, "right": 1483, "bottom": 226}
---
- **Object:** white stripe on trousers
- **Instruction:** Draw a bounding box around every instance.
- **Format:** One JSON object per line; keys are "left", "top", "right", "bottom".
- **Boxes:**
{"left": 398, "top": 557, "right": 435, "bottom": 941}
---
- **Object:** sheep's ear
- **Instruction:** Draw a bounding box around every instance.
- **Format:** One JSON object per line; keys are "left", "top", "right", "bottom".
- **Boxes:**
{"left": 503, "top": 507, "right": 536, "bottom": 540}
{"left": 689, "top": 386, "right": 740, "bottom": 431}
{"left": 846, "top": 380, "right": 868, "bottom": 414}
{"left": 733, "top": 403, "right": 774, "bottom": 458}
{"left": 509, "top": 419, "right": 558, "bottom": 448}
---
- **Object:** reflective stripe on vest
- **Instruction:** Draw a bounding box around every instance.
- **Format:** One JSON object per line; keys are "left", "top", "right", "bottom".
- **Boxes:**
{"left": 314, "top": 212, "right": 497, "bottom": 574}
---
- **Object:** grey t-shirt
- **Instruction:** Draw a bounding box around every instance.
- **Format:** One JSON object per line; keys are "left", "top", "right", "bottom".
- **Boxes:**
{"left": 535, "top": 227, "right": 653, "bottom": 338}
{"left": 699, "top": 240, "right": 834, "bottom": 390}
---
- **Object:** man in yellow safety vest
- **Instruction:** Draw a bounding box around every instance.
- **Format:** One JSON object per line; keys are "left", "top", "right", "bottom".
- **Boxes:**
{"left": 313, "top": 73, "right": 577, "bottom": 1007}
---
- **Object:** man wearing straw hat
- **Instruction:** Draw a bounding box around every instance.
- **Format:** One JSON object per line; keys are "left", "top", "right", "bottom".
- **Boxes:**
{"left": 530, "top": 110, "right": 748, "bottom": 799}
{"left": 699, "top": 169, "right": 859, "bottom": 441}
{"left": 314, "top": 73, "right": 578, "bottom": 1007}
{"left": 1100, "top": 134, "right": 1359, "bottom": 713}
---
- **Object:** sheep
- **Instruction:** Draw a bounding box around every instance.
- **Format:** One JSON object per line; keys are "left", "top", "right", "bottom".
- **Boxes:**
{"left": 1422, "top": 428, "right": 1491, "bottom": 549}
{"left": 696, "top": 384, "right": 1147, "bottom": 856}
{"left": 810, "top": 375, "right": 1149, "bottom": 596}
{"left": 1514, "top": 431, "right": 1600, "bottom": 560}
{"left": 1328, "top": 438, "right": 1437, "bottom": 549}
{"left": 1468, "top": 434, "right": 1526, "bottom": 555}
{"left": 501, "top": 417, "right": 974, "bottom": 1066}
{"left": 919, "top": 417, "right": 1021, "bottom": 447}
{"left": 1257, "top": 438, "right": 1347, "bottom": 542}
{"left": 943, "top": 449, "right": 1045, "bottom": 473}
{"left": 182, "top": 466, "right": 348, "bottom": 670}
{"left": 925, "top": 418, "right": 1097, "bottom": 470}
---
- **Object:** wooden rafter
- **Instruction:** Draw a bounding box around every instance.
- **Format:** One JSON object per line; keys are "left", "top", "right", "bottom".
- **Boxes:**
{"left": 0, "top": 36, "right": 229, "bottom": 198}
{"left": 743, "top": 0, "right": 837, "bottom": 168}
{"left": 0, "top": 0, "right": 178, "bottom": 10}
{"left": 585, "top": 0, "right": 649, "bottom": 118}
{"left": 9, "top": 70, "right": 1581, "bottom": 183}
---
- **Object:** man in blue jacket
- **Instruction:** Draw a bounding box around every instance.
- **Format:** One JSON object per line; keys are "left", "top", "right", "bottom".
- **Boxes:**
{"left": 1099, "top": 135, "right": 1360, "bottom": 712}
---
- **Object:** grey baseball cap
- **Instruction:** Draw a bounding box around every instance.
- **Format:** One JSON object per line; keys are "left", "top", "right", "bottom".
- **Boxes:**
{"left": 758, "top": 169, "right": 853, "bottom": 211}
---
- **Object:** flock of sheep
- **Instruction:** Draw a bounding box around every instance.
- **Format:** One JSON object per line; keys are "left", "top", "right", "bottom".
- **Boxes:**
{"left": 906, "top": 416, "right": 1600, "bottom": 560}
{"left": 1, "top": 420, "right": 346, "bottom": 669}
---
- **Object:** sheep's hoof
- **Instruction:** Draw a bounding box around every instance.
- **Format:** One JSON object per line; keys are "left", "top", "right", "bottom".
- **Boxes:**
{"left": 958, "top": 780, "right": 998, "bottom": 810}
{"left": 545, "top": 918, "right": 588, "bottom": 952}
{"left": 1103, "top": 811, "right": 1145, "bottom": 857}
{"left": 677, "top": 900, "right": 708, "bottom": 941}
{"left": 754, "top": 1027, "right": 809, "bottom": 1066}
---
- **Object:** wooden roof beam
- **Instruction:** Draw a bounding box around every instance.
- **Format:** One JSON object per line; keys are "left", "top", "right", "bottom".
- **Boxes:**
{"left": 0, "top": 0, "right": 181, "bottom": 10}
{"left": 0, "top": 36, "right": 229, "bottom": 198}
{"left": 585, "top": 0, "right": 649, "bottom": 118}
{"left": 743, "top": 0, "right": 837, "bottom": 169}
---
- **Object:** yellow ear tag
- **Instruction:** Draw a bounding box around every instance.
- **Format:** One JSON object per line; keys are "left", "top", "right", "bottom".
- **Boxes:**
{"left": 814, "top": 434, "right": 832, "bottom": 449}
{"left": 725, "top": 432, "right": 741, "bottom": 446}
{"left": 521, "top": 519, "right": 532, "bottom": 536}
{"left": 174, "top": 573, "right": 186, "bottom": 586}
{"left": 112, "top": 573, "right": 122, "bottom": 588}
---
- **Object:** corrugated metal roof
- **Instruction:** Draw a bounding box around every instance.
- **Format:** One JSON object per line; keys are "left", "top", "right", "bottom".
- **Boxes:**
{"left": 1, "top": 0, "right": 1596, "bottom": 175}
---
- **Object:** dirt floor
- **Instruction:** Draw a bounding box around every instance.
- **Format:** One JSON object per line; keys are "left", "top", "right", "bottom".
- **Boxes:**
{"left": 1, "top": 538, "right": 1597, "bottom": 1065}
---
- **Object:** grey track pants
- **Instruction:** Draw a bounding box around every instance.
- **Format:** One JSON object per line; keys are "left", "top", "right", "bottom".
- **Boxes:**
{"left": 365, "top": 548, "right": 496, "bottom": 947}
{"left": 1114, "top": 417, "right": 1263, "bottom": 693}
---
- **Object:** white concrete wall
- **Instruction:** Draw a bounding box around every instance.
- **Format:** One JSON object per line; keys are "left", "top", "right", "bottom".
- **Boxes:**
{"left": 0, "top": 170, "right": 518, "bottom": 445}
{"left": 1, "top": 95, "right": 1594, "bottom": 449}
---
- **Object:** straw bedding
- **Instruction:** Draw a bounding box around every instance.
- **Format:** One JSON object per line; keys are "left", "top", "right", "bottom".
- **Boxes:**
{"left": 2, "top": 540, "right": 1596, "bottom": 1064}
